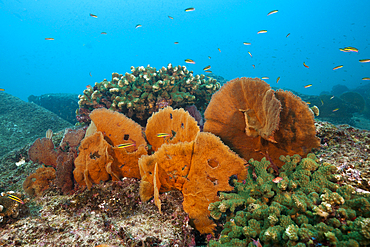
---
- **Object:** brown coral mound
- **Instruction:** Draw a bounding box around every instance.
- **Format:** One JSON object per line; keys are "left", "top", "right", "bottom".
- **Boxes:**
{"left": 28, "top": 138, "right": 58, "bottom": 168}
{"left": 73, "top": 132, "right": 113, "bottom": 189}
{"left": 204, "top": 77, "right": 320, "bottom": 167}
{"left": 23, "top": 166, "right": 56, "bottom": 197}
{"left": 145, "top": 107, "right": 200, "bottom": 151}
{"left": 139, "top": 132, "right": 247, "bottom": 234}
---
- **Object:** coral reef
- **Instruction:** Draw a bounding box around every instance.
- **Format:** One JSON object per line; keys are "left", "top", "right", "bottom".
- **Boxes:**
{"left": 208, "top": 153, "right": 370, "bottom": 246}
{"left": 1, "top": 179, "right": 195, "bottom": 246}
{"left": 204, "top": 77, "right": 320, "bottom": 168}
{"left": 139, "top": 131, "right": 247, "bottom": 234}
{"left": 77, "top": 64, "right": 221, "bottom": 125}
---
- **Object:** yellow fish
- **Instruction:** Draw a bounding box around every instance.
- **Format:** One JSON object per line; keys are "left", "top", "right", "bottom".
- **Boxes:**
{"left": 359, "top": 59, "right": 370, "bottom": 63}
{"left": 330, "top": 96, "right": 335, "bottom": 100}
{"left": 208, "top": 56, "right": 211, "bottom": 59}
{"left": 185, "top": 7, "right": 195, "bottom": 12}
{"left": 185, "top": 59, "right": 195, "bottom": 64}
{"left": 7, "top": 195, "right": 24, "bottom": 204}
{"left": 267, "top": 10, "right": 278, "bottom": 16}
{"left": 203, "top": 65, "right": 211, "bottom": 71}
{"left": 218, "top": 48, "right": 221, "bottom": 52}
{"left": 276, "top": 77, "right": 280, "bottom": 83}
{"left": 257, "top": 30, "right": 267, "bottom": 34}
{"left": 89, "top": 13, "right": 98, "bottom": 18}
{"left": 248, "top": 51, "right": 252, "bottom": 57}
{"left": 362, "top": 77, "right": 370, "bottom": 80}
{"left": 135, "top": 24, "right": 142, "bottom": 28}
{"left": 0, "top": 88, "right": 4, "bottom": 91}
{"left": 117, "top": 143, "right": 135, "bottom": 148}
{"left": 243, "top": 42, "right": 251, "bottom": 45}
{"left": 261, "top": 77, "right": 269, "bottom": 80}
{"left": 333, "top": 65, "right": 343, "bottom": 70}
{"left": 204, "top": 70, "right": 212, "bottom": 73}
{"left": 168, "top": 16, "right": 174, "bottom": 19}
{"left": 304, "top": 84, "right": 312, "bottom": 88}
{"left": 332, "top": 108, "right": 339, "bottom": 112}
{"left": 286, "top": 33, "right": 290, "bottom": 38}
{"left": 45, "top": 38, "right": 54, "bottom": 40}
{"left": 174, "top": 42, "right": 179, "bottom": 44}
{"left": 157, "top": 133, "right": 170, "bottom": 138}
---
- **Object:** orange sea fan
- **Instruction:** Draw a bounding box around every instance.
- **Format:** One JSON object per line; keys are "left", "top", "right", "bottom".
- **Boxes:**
{"left": 204, "top": 77, "right": 320, "bottom": 167}
{"left": 145, "top": 106, "right": 199, "bottom": 152}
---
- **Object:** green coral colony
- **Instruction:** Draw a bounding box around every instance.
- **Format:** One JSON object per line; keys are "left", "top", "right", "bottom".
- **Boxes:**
{"left": 78, "top": 63, "right": 220, "bottom": 123}
{"left": 208, "top": 154, "right": 370, "bottom": 247}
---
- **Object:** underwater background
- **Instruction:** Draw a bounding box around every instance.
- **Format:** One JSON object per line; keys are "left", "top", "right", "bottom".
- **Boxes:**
{"left": 1, "top": 0, "right": 369, "bottom": 101}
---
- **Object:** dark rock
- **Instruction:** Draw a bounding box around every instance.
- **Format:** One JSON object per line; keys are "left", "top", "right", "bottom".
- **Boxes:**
{"left": 0, "top": 92, "right": 72, "bottom": 158}
{"left": 28, "top": 93, "right": 79, "bottom": 124}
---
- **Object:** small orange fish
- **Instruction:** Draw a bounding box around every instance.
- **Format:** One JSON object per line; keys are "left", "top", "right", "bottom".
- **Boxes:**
{"left": 45, "top": 38, "right": 54, "bottom": 40}
{"left": 243, "top": 42, "right": 251, "bottom": 45}
{"left": 101, "top": 32, "right": 107, "bottom": 35}
{"left": 168, "top": 16, "right": 174, "bottom": 19}
{"left": 286, "top": 33, "right": 290, "bottom": 38}
{"left": 218, "top": 48, "right": 221, "bottom": 52}
{"left": 252, "top": 64, "right": 255, "bottom": 68}
{"left": 304, "top": 84, "right": 313, "bottom": 88}
{"left": 276, "top": 77, "right": 280, "bottom": 83}
{"left": 0, "top": 88, "right": 4, "bottom": 91}
{"left": 185, "top": 59, "right": 195, "bottom": 64}
{"left": 303, "top": 62, "right": 309, "bottom": 68}
{"left": 174, "top": 42, "right": 179, "bottom": 44}
{"left": 117, "top": 143, "right": 135, "bottom": 148}
{"left": 204, "top": 70, "right": 212, "bottom": 73}
{"left": 90, "top": 13, "right": 98, "bottom": 18}
{"left": 257, "top": 30, "right": 267, "bottom": 34}
{"left": 333, "top": 65, "right": 343, "bottom": 70}
{"left": 208, "top": 56, "right": 211, "bottom": 59}
{"left": 272, "top": 177, "right": 283, "bottom": 183}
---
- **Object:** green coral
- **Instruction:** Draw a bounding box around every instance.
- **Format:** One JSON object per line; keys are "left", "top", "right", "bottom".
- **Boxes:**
{"left": 208, "top": 154, "right": 370, "bottom": 247}
{"left": 78, "top": 64, "right": 221, "bottom": 125}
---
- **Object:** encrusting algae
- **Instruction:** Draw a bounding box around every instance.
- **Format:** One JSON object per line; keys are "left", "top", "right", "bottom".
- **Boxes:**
{"left": 3, "top": 74, "right": 370, "bottom": 246}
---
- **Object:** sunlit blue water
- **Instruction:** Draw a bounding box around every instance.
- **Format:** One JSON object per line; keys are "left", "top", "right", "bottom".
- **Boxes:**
{"left": 1, "top": 0, "right": 369, "bottom": 101}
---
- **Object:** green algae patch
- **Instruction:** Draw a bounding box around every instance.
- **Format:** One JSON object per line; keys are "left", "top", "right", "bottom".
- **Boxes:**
{"left": 208, "top": 153, "right": 370, "bottom": 247}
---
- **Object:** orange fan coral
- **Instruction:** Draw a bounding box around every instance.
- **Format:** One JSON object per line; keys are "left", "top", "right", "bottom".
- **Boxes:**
{"left": 145, "top": 107, "right": 200, "bottom": 152}
{"left": 204, "top": 77, "right": 320, "bottom": 167}
{"left": 73, "top": 132, "right": 113, "bottom": 189}
{"left": 139, "top": 132, "right": 247, "bottom": 234}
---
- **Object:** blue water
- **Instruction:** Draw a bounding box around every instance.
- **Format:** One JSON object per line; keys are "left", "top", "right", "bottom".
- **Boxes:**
{"left": 1, "top": 0, "right": 369, "bottom": 101}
